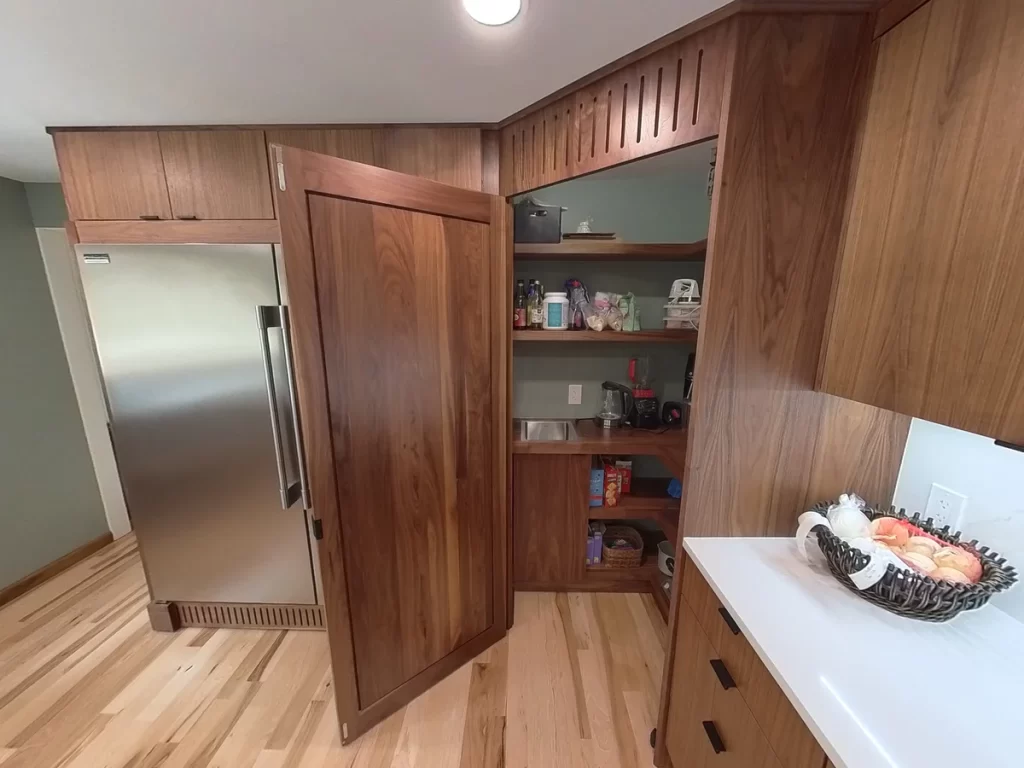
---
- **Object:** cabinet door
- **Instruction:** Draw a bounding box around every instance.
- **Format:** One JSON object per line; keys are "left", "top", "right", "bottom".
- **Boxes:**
{"left": 665, "top": 602, "right": 715, "bottom": 768}
{"left": 160, "top": 130, "right": 275, "bottom": 220}
{"left": 275, "top": 146, "right": 507, "bottom": 743}
{"left": 513, "top": 454, "right": 589, "bottom": 587}
{"left": 666, "top": 602, "right": 783, "bottom": 768}
{"left": 821, "top": 0, "right": 1024, "bottom": 443}
{"left": 54, "top": 131, "right": 171, "bottom": 220}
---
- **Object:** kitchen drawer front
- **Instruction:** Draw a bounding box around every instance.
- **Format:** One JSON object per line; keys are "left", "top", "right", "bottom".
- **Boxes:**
{"left": 681, "top": 557, "right": 825, "bottom": 768}
{"left": 667, "top": 601, "right": 783, "bottom": 768}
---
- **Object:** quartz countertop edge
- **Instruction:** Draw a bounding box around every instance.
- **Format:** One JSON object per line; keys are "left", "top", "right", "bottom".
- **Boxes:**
{"left": 682, "top": 537, "right": 1024, "bottom": 768}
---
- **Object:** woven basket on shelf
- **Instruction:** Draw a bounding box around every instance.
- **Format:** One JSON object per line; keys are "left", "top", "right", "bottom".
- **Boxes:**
{"left": 602, "top": 526, "right": 644, "bottom": 568}
{"left": 807, "top": 501, "right": 1018, "bottom": 622}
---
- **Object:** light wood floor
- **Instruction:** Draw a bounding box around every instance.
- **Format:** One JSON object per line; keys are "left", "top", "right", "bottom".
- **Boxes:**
{"left": 0, "top": 534, "right": 667, "bottom": 767}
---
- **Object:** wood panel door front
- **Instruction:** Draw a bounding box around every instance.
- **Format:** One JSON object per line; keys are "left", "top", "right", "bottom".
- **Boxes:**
{"left": 274, "top": 145, "right": 509, "bottom": 743}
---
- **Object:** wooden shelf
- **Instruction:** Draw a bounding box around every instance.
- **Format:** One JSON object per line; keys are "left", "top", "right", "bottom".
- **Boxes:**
{"left": 513, "top": 421, "right": 686, "bottom": 457}
{"left": 513, "top": 329, "right": 698, "bottom": 344}
{"left": 589, "top": 478, "right": 677, "bottom": 516}
{"left": 582, "top": 560, "right": 663, "bottom": 591}
{"left": 588, "top": 478, "right": 681, "bottom": 543}
{"left": 515, "top": 240, "right": 707, "bottom": 261}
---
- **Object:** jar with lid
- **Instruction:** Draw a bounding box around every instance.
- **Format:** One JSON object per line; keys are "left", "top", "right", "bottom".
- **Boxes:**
{"left": 542, "top": 292, "right": 569, "bottom": 330}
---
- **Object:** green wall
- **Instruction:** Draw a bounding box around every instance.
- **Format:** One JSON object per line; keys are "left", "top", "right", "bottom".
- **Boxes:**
{"left": 24, "top": 182, "right": 68, "bottom": 228}
{"left": 0, "top": 176, "right": 107, "bottom": 588}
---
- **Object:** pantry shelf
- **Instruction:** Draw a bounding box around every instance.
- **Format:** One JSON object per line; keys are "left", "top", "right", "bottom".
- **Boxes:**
{"left": 590, "top": 478, "right": 681, "bottom": 546}
{"left": 514, "top": 240, "right": 707, "bottom": 261}
{"left": 592, "top": 478, "right": 678, "bottom": 515}
{"left": 513, "top": 329, "right": 698, "bottom": 343}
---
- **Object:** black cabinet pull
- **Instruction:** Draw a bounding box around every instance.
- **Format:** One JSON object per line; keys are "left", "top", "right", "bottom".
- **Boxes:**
{"left": 709, "top": 659, "right": 736, "bottom": 690}
{"left": 718, "top": 606, "right": 741, "bottom": 635}
{"left": 702, "top": 721, "right": 726, "bottom": 754}
{"left": 175, "top": 215, "right": 198, "bottom": 220}
{"left": 138, "top": 215, "right": 161, "bottom": 221}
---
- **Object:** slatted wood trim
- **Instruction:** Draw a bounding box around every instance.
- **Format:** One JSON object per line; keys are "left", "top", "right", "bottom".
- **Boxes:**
{"left": 499, "top": 20, "right": 733, "bottom": 196}
{"left": 174, "top": 601, "right": 326, "bottom": 629}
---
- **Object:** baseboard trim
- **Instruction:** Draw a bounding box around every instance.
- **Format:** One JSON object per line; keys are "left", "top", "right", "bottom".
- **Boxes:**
{"left": 0, "top": 532, "right": 114, "bottom": 609}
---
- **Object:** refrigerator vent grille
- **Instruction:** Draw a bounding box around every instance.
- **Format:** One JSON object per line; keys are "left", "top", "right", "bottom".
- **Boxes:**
{"left": 175, "top": 601, "right": 325, "bottom": 630}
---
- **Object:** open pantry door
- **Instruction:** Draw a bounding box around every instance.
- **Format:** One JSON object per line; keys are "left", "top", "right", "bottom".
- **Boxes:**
{"left": 272, "top": 144, "right": 509, "bottom": 743}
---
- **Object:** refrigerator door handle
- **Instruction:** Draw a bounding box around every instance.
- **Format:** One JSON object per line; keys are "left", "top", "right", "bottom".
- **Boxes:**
{"left": 279, "top": 306, "right": 313, "bottom": 510}
{"left": 256, "top": 305, "right": 301, "bottom": 509}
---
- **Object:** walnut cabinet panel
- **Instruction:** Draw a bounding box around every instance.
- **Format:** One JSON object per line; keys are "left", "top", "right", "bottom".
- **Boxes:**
{"left": 820, "top": 0, "right": 1024, "bottom": 444}
{"left": 54, "top": 131, "right": 172, "bottom": 221}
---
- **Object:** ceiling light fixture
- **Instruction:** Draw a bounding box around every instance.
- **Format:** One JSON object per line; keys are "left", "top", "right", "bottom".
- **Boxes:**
{"left": 463, "top": 0, "right": 522, "bottom": 26}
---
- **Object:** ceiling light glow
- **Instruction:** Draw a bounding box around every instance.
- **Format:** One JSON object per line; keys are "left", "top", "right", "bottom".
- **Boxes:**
{"left": 463, "top": 0, "right": 522, "bottom": 26}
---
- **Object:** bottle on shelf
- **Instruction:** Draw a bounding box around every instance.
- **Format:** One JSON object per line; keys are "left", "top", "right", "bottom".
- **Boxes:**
{"left": 513, "top": 280, "right": 527, "bottom": 329}
{"left": 529, "top": 280, "right": 545, "bottom": 329}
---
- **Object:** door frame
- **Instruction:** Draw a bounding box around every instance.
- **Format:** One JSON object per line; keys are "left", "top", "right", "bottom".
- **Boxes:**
{"left": 37, "top": 227, "right": 133, "bottom": 539}
{"left": 272, "top": 144, "right": 510, "bottom": 742}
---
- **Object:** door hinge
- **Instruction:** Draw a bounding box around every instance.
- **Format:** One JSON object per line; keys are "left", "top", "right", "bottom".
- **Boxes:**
{"left": 311, "top": 518, "right": 323, "bottom": 540}
{"left": 273, "top": 145, "right": 286, "bottom": 191}
{"left": 342, "top": 722, "right": 349, "bottom": 741}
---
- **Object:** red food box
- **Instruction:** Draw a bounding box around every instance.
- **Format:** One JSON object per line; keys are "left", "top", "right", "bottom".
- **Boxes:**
{"left": 602, "top": 460, "right": 621, "bottom": 507}
{"left": 615, "top": 459, "right": 632, "bottom": 494}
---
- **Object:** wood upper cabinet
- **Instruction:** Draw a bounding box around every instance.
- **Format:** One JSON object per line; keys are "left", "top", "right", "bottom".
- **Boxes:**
{"left": 54, "top": 131, "right": 172, "bottom": 220}
{"left": 159, "top": 130, "right": 274, "bottom": 219}
{"left": 53, "top": 129, "right": 275, "bottom": 222}
{"left": 266, "top": 128, "right": 484, "bottom": 191}
{"left": 820, "top": 0, "right": 1024, "bottom": 443}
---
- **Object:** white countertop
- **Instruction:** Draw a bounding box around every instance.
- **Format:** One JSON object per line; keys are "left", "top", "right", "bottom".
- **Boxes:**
{"left": 683, "top": 537, "right": 1024, "bottom": 768}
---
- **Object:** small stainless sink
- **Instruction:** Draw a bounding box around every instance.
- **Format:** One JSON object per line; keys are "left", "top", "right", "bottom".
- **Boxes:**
{"left": 520, "top": 419, "right": 579, "bottom": 441}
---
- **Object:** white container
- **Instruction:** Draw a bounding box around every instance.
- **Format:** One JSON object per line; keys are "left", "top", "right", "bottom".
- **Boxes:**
{"left": 663, "top": 302, "right": 701, "bottom": 330}
{"left": 542, "top": 292, "right": 569, "bottom": 330}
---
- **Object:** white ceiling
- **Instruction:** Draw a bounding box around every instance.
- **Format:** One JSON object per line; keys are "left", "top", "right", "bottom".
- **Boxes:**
{"left": 0, "top": 0, "right": 729, "bottom": 182}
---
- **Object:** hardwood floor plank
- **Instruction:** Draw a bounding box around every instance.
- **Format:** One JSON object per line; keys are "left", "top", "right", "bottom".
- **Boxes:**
{"left": 590, "top": 595, "right": 641, "bottom": 768}
{"left": 555, "top": 594, "right": 591, "bottom": 739}
{"left": 0, "top": 611, "right": 151, "bottom": 747}
{"left": 458, "top": 638, "right": 508, "bottom": 768}
{"left": 0, "top": 534, "right": 667, "bottom": 768}
{"left": 390, "top": 661, "right": 473, "bottom": 768}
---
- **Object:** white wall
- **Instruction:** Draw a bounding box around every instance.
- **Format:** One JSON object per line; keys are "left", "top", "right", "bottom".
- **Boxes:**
{"left": 893, "top": 418, "right": 1024, "bottom": 621}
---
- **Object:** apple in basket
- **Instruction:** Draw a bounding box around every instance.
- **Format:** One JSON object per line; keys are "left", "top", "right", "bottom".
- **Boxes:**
{"left": 869, "top": 517, "right": 983, "bottom": 584}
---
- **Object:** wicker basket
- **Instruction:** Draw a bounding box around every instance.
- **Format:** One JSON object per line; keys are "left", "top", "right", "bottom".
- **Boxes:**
{"left": 602, "top": 526, "right": 644, "bottom": 568}
{"left": 807, "top": 501, "right": 1018, "bottom": 622}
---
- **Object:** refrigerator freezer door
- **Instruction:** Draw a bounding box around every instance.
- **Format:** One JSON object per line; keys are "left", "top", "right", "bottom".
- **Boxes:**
{"left": 77, "top": 244, "right": 316, "bottom": 604}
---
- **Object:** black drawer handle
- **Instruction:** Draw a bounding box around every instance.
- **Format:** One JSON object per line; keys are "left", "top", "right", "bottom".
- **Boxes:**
{"left": 718, "top": 606, "right": 741, "bottom": 636}
{"left": 709, "top": 659, "right": 736, "bottom": 690}
{"left": 176, "top": 215, "right": 198, "bottom": 220}
{"left": 138, "top": 214, "right": 161, "bottom": 221}
{"left": 702, "top": 721, "right": 726, "bottom": 754}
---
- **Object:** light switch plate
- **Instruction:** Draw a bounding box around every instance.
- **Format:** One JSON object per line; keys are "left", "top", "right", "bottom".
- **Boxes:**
{"left": 568, "top": 384, "right": 582, "bottom": 405}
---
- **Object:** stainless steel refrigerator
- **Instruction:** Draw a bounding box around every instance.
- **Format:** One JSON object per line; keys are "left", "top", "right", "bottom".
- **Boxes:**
{"left": 77, "top": 243, "right": 319, "bottom": 605}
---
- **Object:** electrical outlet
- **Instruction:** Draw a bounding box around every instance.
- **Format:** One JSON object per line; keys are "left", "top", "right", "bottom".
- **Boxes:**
{"left": 568, "top": 384, "right": 582, "bottom": 405}
{"left": 925, "top": 483, "right": 968, "bottom": 530}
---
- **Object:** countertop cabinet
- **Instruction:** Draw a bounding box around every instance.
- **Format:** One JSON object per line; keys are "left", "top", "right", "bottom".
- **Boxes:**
{"left": 159, "top": 130, "right": 275, "bottom": 220}
{"left": 662, "top": 556, "right": 825, "bottom": 768}
{"left": 54, "top": 131, "right": 172, "bottom": 221}
{"left": 820, "top": 0, "right": 1024, "bottom": 443}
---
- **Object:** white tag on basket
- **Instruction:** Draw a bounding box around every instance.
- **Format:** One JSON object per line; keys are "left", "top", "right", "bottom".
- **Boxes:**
{"left": 848, "top": 552, "right": 892, "bottom": 590}
{"left": 796, "top": 511, "right": 831, "bottom": 560}
{"left": 795, "top": 511, "right": 903, "bottom": 591}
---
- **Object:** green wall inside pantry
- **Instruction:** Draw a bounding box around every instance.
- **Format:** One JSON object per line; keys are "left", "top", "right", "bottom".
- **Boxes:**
{"left": 513, "top": 158, "right": 711, "bottom": 482}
